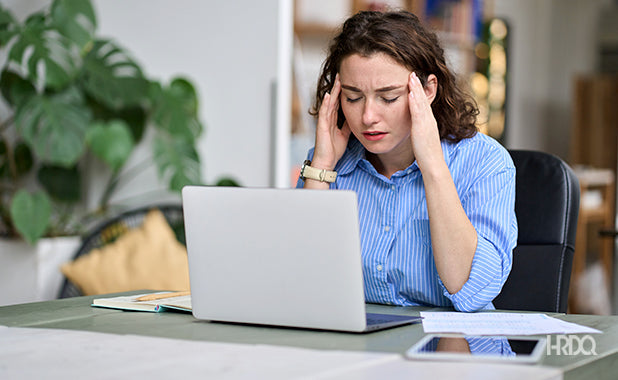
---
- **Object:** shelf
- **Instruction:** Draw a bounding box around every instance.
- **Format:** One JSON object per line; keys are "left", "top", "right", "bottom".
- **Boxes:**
{"left": 294, "top": 22, "right": 339, "bottom": 37}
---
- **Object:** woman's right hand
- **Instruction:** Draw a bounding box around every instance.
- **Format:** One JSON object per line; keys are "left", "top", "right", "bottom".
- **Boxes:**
{"left": 311, "top": 74, "right": 351, "bottom": 170}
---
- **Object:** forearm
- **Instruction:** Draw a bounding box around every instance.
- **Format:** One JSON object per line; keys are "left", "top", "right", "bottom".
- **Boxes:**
{"left": 303, "top": 178, "right": 331, "bottom": 189}
{"left": 423, "top": 160, "right": 477, "bottom": 294}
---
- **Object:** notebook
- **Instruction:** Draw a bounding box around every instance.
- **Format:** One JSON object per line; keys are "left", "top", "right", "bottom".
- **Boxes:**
{"left": 181, "top": 186, "right": 422, "bottom": 333}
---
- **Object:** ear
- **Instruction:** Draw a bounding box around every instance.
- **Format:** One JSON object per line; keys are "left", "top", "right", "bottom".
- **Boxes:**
{"left": 423, "top": 74, "right": 438, "bottom": 104}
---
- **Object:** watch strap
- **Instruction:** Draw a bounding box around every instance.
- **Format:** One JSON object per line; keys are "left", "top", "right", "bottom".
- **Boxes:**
{"left": 300, "top": 160, "right": 337, "bottom": 183}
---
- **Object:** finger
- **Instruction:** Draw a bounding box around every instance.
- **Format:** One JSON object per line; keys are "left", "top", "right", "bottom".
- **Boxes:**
{"left": 320, "top": 92, "right": 331, "bottom": 113}
{"left": 408, "top": 73, "right": 420, "bottom": 116}
{"left": 330, "top": 74, "right": 341, "bottom": 113}
{"left": 318, "top": 92, "right": 332, "bottom": 124}
{"left": 331, "top": 73, "right": 341, "bottom": 97}
{"left": 409, "top": 72, "right": 427, "bottom": 105}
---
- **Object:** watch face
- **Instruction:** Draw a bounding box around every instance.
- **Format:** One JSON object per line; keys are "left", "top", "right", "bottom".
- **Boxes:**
{"left": 301, "top": 160, "right": 311, "bottom": 179}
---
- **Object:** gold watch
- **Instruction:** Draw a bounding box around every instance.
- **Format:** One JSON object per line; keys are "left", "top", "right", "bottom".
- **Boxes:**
{"left": 300, "top": 160, "right": 337, "bottom": 183}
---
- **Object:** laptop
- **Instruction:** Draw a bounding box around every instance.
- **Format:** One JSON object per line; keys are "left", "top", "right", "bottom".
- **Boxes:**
{"left": 181, "top": 186, "right": 422, "bottom": 333}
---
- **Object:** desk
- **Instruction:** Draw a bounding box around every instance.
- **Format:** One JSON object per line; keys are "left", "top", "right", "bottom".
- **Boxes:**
{"left": 1, "top": 292, "right": 617, "bottom": 379}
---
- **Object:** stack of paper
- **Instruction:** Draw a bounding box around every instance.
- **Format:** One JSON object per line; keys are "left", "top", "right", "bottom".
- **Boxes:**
{"left": 420, "top": 312, "right": 602, "bottom": 335}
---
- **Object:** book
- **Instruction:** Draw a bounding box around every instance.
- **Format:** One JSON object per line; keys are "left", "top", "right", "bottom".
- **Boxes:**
{"left": 92, "top": 291, "right": 192, "bottom": 313}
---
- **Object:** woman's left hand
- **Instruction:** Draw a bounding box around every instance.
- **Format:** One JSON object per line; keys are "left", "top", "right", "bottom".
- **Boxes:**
{"left": 408, "top": 71, "right": 477, "bottom": 295}
{"left": 408, "top": 72, "right": 443, "bottom": 172}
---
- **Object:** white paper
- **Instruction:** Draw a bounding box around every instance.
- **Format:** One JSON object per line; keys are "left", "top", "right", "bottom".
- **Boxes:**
{"left": 0, "top": 325, "right": 563, "bottom": 380}
{"left": 420, "top": 312, "right": 602, "bottom": 335}
{"left": 0, "top": 326, "right": 398, "bottom": 380}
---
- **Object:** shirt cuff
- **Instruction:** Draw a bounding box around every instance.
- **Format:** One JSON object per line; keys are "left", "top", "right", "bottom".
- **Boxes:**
{"left": 438, "top": 235, "right": 509, "bottom": 312}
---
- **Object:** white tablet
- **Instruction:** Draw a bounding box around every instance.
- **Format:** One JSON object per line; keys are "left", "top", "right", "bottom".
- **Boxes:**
{"left": 405, "top": 334, "right": 546, "bottom": 364}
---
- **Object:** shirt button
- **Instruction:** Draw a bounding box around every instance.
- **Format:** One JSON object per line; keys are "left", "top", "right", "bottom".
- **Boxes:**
{"left": 376, "top": 265, "right": 383, "bottom": 271}
{"left": 384, "top": 226, "right": 391, "bottom": 232}
{"left": 391, "top": 185, "right": 396, "bottom": 191}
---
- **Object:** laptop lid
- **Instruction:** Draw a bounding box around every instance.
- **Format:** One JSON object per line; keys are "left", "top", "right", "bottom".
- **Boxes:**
{"left": 182, "top": 186, "right": 369, "bottom": 332}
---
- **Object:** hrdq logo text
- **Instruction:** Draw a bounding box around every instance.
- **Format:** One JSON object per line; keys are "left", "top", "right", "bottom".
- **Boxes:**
{"left": 546, "top": 335, "right": 597, "bottom": 356}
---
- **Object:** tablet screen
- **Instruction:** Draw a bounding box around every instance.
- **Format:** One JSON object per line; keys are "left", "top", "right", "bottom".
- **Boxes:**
{"left": 405, "top": 335, "right": 546, "bottom": 363}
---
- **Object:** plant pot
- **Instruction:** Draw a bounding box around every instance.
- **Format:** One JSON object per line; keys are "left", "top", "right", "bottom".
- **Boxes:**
{"left": 0, "top": 236, "right": 81, "bottom": 306}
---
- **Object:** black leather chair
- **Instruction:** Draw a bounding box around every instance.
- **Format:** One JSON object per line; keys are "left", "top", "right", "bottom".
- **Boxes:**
{"left": 493, "top": 150, "right": 580, "bottom": 313}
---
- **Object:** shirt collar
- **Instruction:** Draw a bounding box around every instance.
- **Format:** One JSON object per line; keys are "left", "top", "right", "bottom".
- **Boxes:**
{"left": 335, "top": 137, "right": 367, "bottom": 176}
{"left": 441, "top": 137, "right": 455, "bottom": 167}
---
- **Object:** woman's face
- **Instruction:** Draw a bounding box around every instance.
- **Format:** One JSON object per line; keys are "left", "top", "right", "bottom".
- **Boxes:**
{"left": 339, "top": 53, "right": 413, "bottom": 163}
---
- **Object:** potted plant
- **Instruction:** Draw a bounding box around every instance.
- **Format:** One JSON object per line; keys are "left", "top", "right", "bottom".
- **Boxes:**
{"left": 0, "top": 0, "right": 207, "bottom": 244}
{"left": 0, "top": 0, "right": 226, "bottom": 304}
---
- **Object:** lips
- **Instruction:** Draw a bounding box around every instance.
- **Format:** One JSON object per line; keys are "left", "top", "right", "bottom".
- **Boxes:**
{"left": 363, "top": 131, "right": 387, "bottom": 141}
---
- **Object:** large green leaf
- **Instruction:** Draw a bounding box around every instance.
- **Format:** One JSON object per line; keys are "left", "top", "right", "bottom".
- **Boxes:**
{"left": 7, "top": 12, "right": 80, "bottom": 90}
{"left": 85, "top": 95, "right": 147, "bottom": 143}
{"left": 37, "top": 164, "right": 80, "bottom": 202}
{"left": 80, "top": 39, "right": 149, "bottom": 109}
{"left": 0, "top": 69, "right": 36, "bottom": 107}
{"left": 151, "top": 77, "right": 203, "bottom": 141}
{"left": 153, "top": 134, "right": 202, "bottom": 192}
{"left": 10, "top": 190, "right": 51, "bottom": 244}
{"left": 86, "top": 120, "right": 134, "bottom": 172}
{"left": 0, "top": 5, "right": 17, "bottom": 47}
{"left": 14, "top": 87, "right": 91, "bottom": 166}
{"left": 51, "top": 0, "right": 96, "bottom": 52}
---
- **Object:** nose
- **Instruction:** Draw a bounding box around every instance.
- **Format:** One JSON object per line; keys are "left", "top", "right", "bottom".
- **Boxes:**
{"left": 362, "top": 99, "right": 379, "bottom": 126}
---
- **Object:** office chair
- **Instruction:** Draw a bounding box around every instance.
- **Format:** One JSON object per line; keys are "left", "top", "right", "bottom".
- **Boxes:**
{"left": 58, "top": 204, "right": 185, "bottom": 298}
{"left": 493, "top": 150, "right": 580, "bottom": 313}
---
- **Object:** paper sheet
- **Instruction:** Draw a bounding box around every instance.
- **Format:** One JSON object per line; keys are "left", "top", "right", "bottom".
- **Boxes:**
{"left": 420, "top": 312, "right": 602, "bottom": 335}
{"left": 0, "top": 326, "right": 398, "bottom": 380}
{"left": 0, "top": 325, "right": 563, "bottom": 380}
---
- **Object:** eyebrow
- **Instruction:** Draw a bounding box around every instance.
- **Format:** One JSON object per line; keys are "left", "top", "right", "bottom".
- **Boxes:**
{"left": 341, "top": 84, "right": 406, "bottom": 93}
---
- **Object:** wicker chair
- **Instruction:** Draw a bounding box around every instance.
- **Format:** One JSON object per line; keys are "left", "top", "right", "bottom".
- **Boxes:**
{"left": 58, "top": 204, "right": 185, "bottom": 298}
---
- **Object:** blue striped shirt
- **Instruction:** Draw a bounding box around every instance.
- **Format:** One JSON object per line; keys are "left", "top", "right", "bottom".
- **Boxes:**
{"left": 297, "top": 132, "right": 517, "bottom": 312}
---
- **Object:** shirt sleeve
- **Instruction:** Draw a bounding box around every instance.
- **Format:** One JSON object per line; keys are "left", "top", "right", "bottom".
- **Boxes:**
{"left": 438, "top": 158, "right": 517, "bottom": 312}
{"left": 295, "top": 148, "right": 338, "bottom": 190}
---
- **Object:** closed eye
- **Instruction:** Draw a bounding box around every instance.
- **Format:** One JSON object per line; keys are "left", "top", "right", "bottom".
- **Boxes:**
{"left": 345, "top": 97, "right": 362, "bottom": 103}
{"left": 383, "top": 96, "right": 400, "bottom": 104}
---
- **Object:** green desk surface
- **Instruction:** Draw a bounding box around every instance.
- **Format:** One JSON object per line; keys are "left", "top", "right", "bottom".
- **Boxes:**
{"left": 1, "top": 291, "right": 617, "bottom": 379}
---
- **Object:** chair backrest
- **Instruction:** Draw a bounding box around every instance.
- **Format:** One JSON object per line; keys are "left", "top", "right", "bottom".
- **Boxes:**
{"left": 493, "top": 150, "right": 580, "bottom": 313}
{"left": 58, "top": 204, "right": 184, "bottom": 298}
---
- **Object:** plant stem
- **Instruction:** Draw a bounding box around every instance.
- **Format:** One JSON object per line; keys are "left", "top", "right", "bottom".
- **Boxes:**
{"left": 97, "top": 157, "right": 155, "bottom": 211}
{"left": 0, "top": 123, "right": 19, "bottom": 237}
{"left": 0, "top": 116, "right": 14, "bottom": 133}
{"left": 0, "top": 124, "right": 19, "bottom": 182}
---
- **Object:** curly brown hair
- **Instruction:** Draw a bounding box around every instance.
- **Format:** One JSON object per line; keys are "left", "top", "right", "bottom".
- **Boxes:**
{"left": 311, "top": 10, "right": 478, "bottom": 142}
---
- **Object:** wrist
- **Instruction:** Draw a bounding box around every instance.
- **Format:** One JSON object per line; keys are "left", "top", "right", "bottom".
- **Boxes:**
{"left": 300, "top": 160, "right": 337, "bottom": 183}
{"left": 308, "top": 158, "right": 336, "bottom": 171}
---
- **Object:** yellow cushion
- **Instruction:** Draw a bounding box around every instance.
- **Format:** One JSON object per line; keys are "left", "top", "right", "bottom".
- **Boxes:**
{"left": 61, "top": 209, "right": 190, "bottom": 295}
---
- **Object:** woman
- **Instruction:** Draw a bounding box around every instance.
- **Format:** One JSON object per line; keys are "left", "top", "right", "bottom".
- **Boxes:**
{"left": 296, "top": 10, "right": 517, "bottom": 312}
